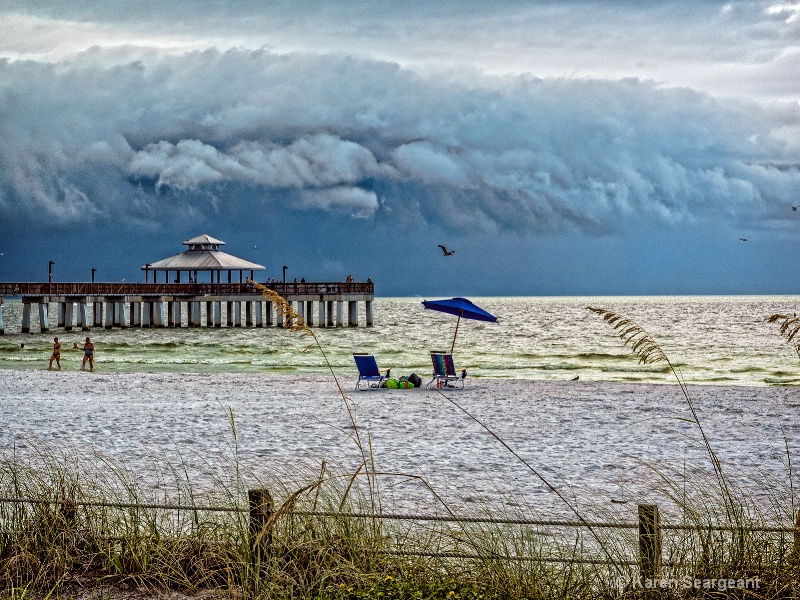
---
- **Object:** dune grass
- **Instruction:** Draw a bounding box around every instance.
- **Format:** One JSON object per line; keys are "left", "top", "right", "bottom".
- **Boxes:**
{"left": 1, "top": 441, "right": 798, "bottom": 599}
{"left": 0, "top": 443, "right": 637, "bottom": 600}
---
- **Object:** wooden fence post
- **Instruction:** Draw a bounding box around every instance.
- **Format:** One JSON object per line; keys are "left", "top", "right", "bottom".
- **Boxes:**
{"left": 638, "top": 504, "right": 662, "bottom": 583}
{"left": 249, "top": 488, "right": 273, "bottom": 563}
{"left": 791, "top": 508, "right": 800, "bottom": 567}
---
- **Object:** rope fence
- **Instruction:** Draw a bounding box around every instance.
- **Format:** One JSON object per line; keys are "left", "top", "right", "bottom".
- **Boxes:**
{"left": 0, "top": 495, "right": 795, "bottom": 532}
{"left": 2, "top": 490, "right": 799, "bottom": 575}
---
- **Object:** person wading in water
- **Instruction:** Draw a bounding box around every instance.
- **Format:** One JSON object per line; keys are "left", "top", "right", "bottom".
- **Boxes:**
{"left": 48, "top": 337, "right": 61, "bottom": 370}
{"left": 74, "top": 337, "right": 94, "bottom": 371}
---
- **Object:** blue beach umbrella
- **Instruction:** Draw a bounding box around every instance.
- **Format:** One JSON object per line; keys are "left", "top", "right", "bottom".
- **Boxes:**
{"left": 422, "top": 297, "right": 498, "bottom": 353}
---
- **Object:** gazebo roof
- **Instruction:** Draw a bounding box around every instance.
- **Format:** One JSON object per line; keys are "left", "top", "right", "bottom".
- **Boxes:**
{"left": 142, "top": 234, "right": 264, "bottom": 271}
{"left": 183, "top": 234, "right": 225, "bottom": 246}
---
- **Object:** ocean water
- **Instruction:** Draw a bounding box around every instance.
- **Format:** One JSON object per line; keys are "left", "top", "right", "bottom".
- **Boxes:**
{"left": 1, "top": 295, "right": 799, "bottom": 386}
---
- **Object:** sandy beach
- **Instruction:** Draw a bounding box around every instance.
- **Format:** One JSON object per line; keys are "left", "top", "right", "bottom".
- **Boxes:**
{"left": 2, "top": 368, "right": 798, "bottom": 520}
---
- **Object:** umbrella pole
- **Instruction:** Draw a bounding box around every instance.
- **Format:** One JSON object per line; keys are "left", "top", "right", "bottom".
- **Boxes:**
{"left": 451, "top": 314, "right": 461, "bottom": 354}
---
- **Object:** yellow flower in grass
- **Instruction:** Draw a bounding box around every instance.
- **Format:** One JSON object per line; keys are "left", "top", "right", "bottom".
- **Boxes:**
{"left": 448, "top": 592, "right": 455, "bottom": 597}
{"left": 384, "top": 576, "right": 394, "bottom": 582}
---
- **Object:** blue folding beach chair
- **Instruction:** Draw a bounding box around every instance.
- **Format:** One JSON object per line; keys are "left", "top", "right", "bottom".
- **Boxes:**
{"left": 427, "top": 351, "right": 466, "bottom": 389}
{"left": 353, "top": 353, "right": 391, "bottom": 391}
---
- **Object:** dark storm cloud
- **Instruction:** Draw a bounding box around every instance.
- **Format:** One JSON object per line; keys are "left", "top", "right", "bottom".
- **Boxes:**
{"left": 1, "top": 47, "right": 798, "bottom": 239}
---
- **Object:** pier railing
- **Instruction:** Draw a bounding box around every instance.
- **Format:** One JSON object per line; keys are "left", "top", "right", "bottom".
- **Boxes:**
{"left": 0, "top": 281, "right": 373, "bottom": 298}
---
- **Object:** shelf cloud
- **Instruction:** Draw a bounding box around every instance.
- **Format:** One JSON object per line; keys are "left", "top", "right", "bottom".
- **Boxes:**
{"left": 1, "top": 1, "right": 799, "bottom": 294}
{"left": 1, "top": 48, "right": 797, "bottom": 236}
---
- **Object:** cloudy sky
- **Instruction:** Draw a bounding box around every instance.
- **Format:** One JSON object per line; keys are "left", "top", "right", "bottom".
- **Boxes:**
{"left": 1, "top": 0, "right": 799, "bottom": 296}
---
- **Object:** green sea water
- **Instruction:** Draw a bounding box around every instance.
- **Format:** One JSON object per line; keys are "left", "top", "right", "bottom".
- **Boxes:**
{"left": 1, "top": 295, "right": 799, "bottom": 385}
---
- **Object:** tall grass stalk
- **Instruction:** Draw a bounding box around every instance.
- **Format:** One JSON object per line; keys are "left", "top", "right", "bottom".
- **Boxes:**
{"left": 765, "top": 313, "right": 800, "bottom": 361}
{"left": 432, "top": 387, "right": 625, "bottom": 577}
{"left": 250, "top": 281, "right": 378, "bottom": 516}
{"left": 588, "top": 306, "right": 800, "bottom": 593}
{"left": 587, "top": 307, "right": 736, "bottom": 519}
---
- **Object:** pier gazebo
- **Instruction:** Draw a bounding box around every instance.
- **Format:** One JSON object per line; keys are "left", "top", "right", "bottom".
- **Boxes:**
{"left": 142, "top": 234, "right": 264, "bottom": 284}
{"left": 0, "top": 232, "right": 375, "bottom": 333}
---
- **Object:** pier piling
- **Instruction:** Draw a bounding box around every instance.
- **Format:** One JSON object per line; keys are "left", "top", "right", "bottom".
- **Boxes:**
{"left": 38, "top": 302, "right": 49, "bottom": 333}
{"left": 104, "top": 301, "right": 114, "bottom": 329}
{"left": 348, "top": 301, "right": 358, "bottom": 327}
{"left": 21, "top": 302, "right": 30, "bottom": 333}
{"left": 213, "top": 301, "right": 222, "bottom": 327}
{"left": 64, "top": 302, "right": 74, "bottom": 331}
{"left": 245, "top": 301, "right": 253, "bottom": 327}
{"left": 153, "top": 300, "right": 165, "bottom": 327}
{"left": 77, "top": 299, "right": 89, "bottom": 330}
{"left": 265, "top": 301, "right": 273, "bottom": 327}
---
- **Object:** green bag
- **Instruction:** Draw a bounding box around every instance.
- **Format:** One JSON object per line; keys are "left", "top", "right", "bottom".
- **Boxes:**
{"left": 398, "top": 377, "right": 415, "bottom": 389}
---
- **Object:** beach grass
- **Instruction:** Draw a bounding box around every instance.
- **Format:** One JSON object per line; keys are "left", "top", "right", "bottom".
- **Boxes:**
{"left": 0, "top": 442, "right": 798, "bottom": 599}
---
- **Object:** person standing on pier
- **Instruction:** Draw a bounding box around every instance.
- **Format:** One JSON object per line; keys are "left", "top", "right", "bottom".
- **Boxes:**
{"left": 48, "top": 337, "right": 61, "bottom": 370}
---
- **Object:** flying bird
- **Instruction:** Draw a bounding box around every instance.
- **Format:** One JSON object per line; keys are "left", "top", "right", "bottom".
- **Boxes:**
{"left": 793, "top": 206, "right": 798, "bottom": 211}
{"left": 739, "top": 237, "right": 748, "bottom": 242}
{"left": 438, "top": 244, "right": 455, "bottom": 256}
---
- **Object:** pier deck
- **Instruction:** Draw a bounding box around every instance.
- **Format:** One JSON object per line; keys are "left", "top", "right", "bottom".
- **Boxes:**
{"left": 0, "top": 281, "right": 373, "bottom": 298}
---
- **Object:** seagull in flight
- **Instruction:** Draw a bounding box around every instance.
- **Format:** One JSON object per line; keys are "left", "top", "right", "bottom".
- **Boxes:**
{"left": 438, "top": 244, "right": 455, "bottom": 256}
{"left": 739, "top": 237, "right": 748, "bottom": 242}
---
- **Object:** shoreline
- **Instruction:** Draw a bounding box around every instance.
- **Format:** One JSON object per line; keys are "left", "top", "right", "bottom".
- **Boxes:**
{"left": 0, "top": 362, "right": 796, "bottom": 388}
{"left": 2, "top": 295, "right": 800, "bottom": 387}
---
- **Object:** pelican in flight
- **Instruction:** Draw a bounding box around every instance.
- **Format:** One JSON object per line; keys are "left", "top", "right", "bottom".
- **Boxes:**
{"left": 438, "top": 244, "right": 455, "bottom": 256}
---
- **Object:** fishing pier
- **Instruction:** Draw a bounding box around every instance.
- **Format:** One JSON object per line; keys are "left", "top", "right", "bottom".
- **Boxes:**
{"left": 0, "top": 281, "right": 374, "bottom": 334}
{"left": 0, "top": 234, "right": 375, "bottom": 334}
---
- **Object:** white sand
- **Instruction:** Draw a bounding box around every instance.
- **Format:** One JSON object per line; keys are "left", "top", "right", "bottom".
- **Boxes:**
{"left": 1, "top": 369, "right": 798, "bottom": 518}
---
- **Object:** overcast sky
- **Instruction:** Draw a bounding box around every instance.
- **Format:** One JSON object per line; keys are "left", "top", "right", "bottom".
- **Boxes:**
{"left": 1, "top": 0, "right": 799, "bottom": 296}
